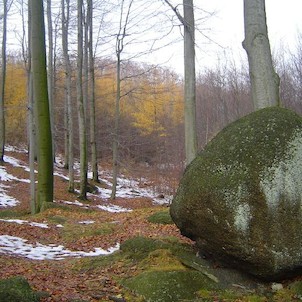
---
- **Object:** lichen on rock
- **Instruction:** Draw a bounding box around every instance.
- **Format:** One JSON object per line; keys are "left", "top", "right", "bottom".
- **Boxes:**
{"left": 170, "top": 107, "right": 302, "bottom": 280}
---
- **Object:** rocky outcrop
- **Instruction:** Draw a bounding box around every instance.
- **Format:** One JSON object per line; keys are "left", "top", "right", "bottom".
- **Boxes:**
{"left": 170, "top": 107, "right": 302, "bottom": 280}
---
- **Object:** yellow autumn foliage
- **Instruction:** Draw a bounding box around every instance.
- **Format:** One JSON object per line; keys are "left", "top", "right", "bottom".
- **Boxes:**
{"left": 95, "top": 63, "right": 184, "bottom": 137}
{"left": 5, "top": 61, "right": 27, "bottom": 142}
{"left": 3, "top": 58, "right": 184, "bottom": 144}
{"left": 95, "top": 70, "right": 116, "bottom": 117}
{"left": 129, "top": 68, "right": 183, "bottom": 136}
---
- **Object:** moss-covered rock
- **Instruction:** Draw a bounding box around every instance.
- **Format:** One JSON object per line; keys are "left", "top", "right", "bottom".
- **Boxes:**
{"left": 147, "top": 210, "right": 174, "bottom": 225}
{"left": 170, "top": 107, "right": 302, "bottom": 280}
{"left": 122, "top": 270, "right": 217, "bottom": 302}
{"left": 0, "top": 276, "right": 42, "bottom": 302}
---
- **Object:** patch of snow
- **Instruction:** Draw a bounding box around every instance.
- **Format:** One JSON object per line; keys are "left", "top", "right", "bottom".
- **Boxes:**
{"left": 0, "top": 165, "right": 30, "bottom": 183}
{"left": 78, "top": 220, "right": 95, "bottom": 225}
{"left": 0, "top": 235, "right": 120, "bottom": 260}
{"left": 53, "top": 171, "right": 69, "bottom": 180}
{"left": 4, "top": 156, "right": 25, "bottom": 168}
{"left": 2, "top": 153, "right": 172, "bottom": 211}
{"left": 58, "top": 200, "right": 89, "bottom": 209}
{"left": 0, "top": 219, "right": 49, "bottom": 229}
{"left": 95, "top": 175, "right": 171, "bottom": 205}
{"left": 0, "top": 191, "right": 20, "bottom": 208}
{"left": 95, "top": 204, "right": 132, "bottom": 213}
{"left": 54, "top": 157, "right": 66, "bottom": 168}
{"left": 56, "top": 200, "right": 131, "bottom": 213}
{"left": 5, "top": 145, "right": 27, "bottom": 153}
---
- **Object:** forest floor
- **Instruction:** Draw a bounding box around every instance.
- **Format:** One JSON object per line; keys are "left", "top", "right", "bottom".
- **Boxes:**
{"left": 0, "top": 146, "right": 192, "bottom": 301}
{"left": 2, "top": 147, "right": 302, "bottom": 302}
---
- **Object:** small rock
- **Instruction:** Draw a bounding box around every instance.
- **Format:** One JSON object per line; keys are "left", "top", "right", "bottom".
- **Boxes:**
{"left": 271, "top": 283, "right": 283, "bottom": 292}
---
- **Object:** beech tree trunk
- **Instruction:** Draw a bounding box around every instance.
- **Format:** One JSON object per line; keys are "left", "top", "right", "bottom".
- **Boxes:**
{"left": 62, "top": 0, "right": 74, "bottom": 192}
{"left": 46, "top": 0, "right": 55, "bottom": 158}
{"left": 183, "top": 0, "right": 197, "bottom": 165}
{"left": 27, "top": 3, "right": 36, "bottom": 214}
{"left": 30, "top": 0, "right": 53, "bottom": 212}
{"left": 77, "top": 0, "right": 88, "bottom": 199}
{"left": 242, "top": 0, "right": 280, "bottom": 109}
{"left": 111, "top": 0, "right": 133, "bottom": 199}
{"left": 0, "top": 0, "right": 7, "bottom": 162}
{"left": 87, "top": 0, "right": 99, "bottom": 183}
{"left": 163, "top": 0, "right": 198, "bottom": 165}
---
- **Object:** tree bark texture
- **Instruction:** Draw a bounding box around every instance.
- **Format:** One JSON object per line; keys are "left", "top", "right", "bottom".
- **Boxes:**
{"left": 88, "top": 0, "right": 99, "bottom": 183}
{"left": 183, "top": 0, "right": 197, "bottom": 165}
{"left": 62, "top": 0, "right": 74, "bottom": 192}
{"left": 27, "top": 3, "right": 36, "bottom": 213}
{"left": 77, "top": 0, "right": 88, "bottom": 199}
{"left": 30, "top": 0, "right": 53, "bottom": 212}
{"left": 0, "top": 0, "right": 7, "bottom": 162}
{"left": 111, "top": 0, "right": 133, "bottom": 199}
{"left": 242, "top": 0, "right": 280, "bottom": 109}
{"left": 111, "top": 53, "right": 121, "bottom": 200}
{"left": 46, "top": 0, "right": 55, "bottom": 158}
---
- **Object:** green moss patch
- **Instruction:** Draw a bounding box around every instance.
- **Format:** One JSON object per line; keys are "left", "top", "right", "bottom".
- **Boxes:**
{"left": 74, "top": 236, "right": 272, "bottom": 301}
{"left": 122, "top": 270, "right": 217, "bottom": 302}
{"left": 0, "top": 210, "right": 30, "bottom": 219}
{"left": 0, "top": 276, "right": 44, "bottom": 302}
{"left": 197, "top": 289, "right": 268, "bottom": 302}
{"left": 147, "top": 210, "right": 174, "bottom": 225}
{"left": 61, "top": 222, "right": 115, "bottom": 242}
{"left": 271, "top": 280, "right": 302, "bottom": 301}
{"left": 47, "top": 215, "right": 67, "bottom": 225}
{"left": 120, "top": 236, "right": 171, "bottom": 261}
{"left": 139, "top": 249, "right": 185, "bottom": 271}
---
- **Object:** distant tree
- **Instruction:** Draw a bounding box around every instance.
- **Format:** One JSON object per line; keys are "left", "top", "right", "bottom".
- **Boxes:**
{"left": 111, "top": 0, "right": 133, "bottom": 199}
{"left": 87, "top": 0, "right": 99, "bottom": 183}
{"left": 0, "top": 0, "right": 8, "bottom": 162}
{"left": 61, "top": 0, "right": 75, "bottom": 192}
{"left": 30, "top": 0, "right": 53, "bottom": 212}
{"left": 77, "top": 0, "right": 88, "bottom": 199}
{"left": 242, "top": 0, "right": 280, "bottom": 109}
{"left": 111, "top": 0, "right": 134, "bottom": 199}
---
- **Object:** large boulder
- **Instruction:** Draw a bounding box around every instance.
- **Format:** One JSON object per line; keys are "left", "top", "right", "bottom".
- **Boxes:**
{"left": 170, "top": 107, "right": 302, "bottom": 280}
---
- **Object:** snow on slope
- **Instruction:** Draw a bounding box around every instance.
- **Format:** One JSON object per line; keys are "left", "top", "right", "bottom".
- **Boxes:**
{"left": 0, "top": 146, "right": 171, "bottom": 260}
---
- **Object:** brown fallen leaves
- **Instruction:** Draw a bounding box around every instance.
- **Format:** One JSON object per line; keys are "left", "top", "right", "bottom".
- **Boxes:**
{"left": 0, "top": 150, "right": 190, "bottom": 301}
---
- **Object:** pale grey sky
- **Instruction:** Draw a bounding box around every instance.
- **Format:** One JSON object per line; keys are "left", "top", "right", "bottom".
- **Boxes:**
{"left": 158, "top": 0, "right": 302, "bottom": 74}
{"left": 4, "top": 0, "right": 302, "bottom": 76}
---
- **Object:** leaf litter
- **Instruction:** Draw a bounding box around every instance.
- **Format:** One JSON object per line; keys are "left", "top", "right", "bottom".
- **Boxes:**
{"left": 0, "top": 146, "right": 186, "bottom": 301}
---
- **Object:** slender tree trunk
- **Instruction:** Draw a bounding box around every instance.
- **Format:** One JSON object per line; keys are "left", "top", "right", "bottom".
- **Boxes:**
{"left": 111, "top": 0, "right": 133, "bottom": 199}
{"left": 27, "top": 3, "right": 36, "bottom": 214}
{"left": 83, "top": 5, "right": 89, "bottom": 119}
{"left": 77, "top": 0, "right": 88, "bottom": 199}
{"left": 183, "top": 0, "right": 197, "bottom": 165}
{"left": 30, "top": 0, "right": 53, "bottom": 212}
{"left": 111, "top": 52, "right": 121, "bottom": 200}
{"left": 242, "top": 0, "right": 280, "bottom": 109}
{"left": 62, "top": 0, "right": 69, "bottom": 170}
{"left": 62, "top": 0, "right": 74, "bottom": 192}
{"left": 0, "top": 0, "right": 7, "bottom": 162}
{"left": 29, "top": 69, "right": 36, "bottom": 214}
{"left": 163, "top": 0, "right": 197, "bottom": 165}
{"left": 46, "top": 0, "right": 55, "bottom": 159}
{"left": 64, "top": 89, "right": 69, "bottom": 168}
{"left": 87, "top": 0, "right": 99, "bottom": 183}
